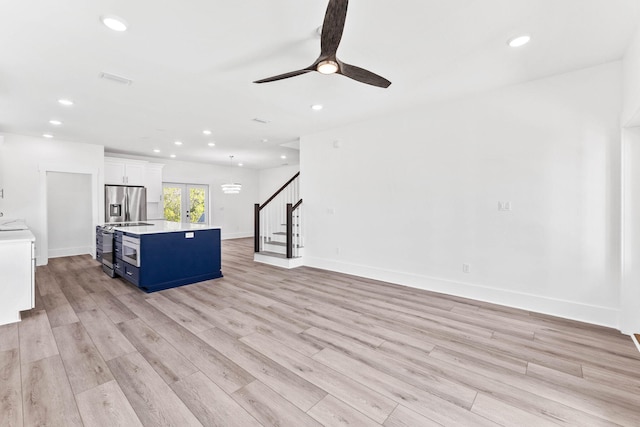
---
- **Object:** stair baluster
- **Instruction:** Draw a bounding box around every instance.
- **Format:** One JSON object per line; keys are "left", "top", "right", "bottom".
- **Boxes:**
{"left": 254, "top": 172, "right": 302, "bottom": 259}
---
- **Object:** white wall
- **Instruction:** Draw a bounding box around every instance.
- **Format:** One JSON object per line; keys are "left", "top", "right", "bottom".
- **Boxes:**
{"left": 0, "top": 133, "right": 104, "bottom": 264}
{"left": 47, "top": 172, "right": 93, "bottom": 258}
{"left": 620, "top": 26, "right": 640, "bottom": 333}
{"left": 107, "top": 154, "right": 260, "bottom": 240}
{"left": 258, "top": 164, "right": 300, "bottom": 202}
{"left": 621, "top": 127, "right": 640, "bottom": 334}
{"left": 623, "top": 26, "right": 640, "bottom": 126}
{"left": 301, "top": 61, "right": 623, "bottom": 328}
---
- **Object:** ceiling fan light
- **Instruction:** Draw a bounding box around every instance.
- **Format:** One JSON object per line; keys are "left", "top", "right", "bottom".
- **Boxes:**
{"left": 317, "top": 60, "right": 339, "bottom": 74}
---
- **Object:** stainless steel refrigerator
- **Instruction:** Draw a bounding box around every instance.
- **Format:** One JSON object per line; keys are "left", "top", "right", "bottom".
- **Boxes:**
{"left": 105, "top": 185, "right": 147, "bottom": 223}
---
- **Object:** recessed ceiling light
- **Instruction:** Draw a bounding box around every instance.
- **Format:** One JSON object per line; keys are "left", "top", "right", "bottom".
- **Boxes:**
{"left": 238, "top": 163, "right": 243, "bottom": 167}
{"left": 280, "top": 155, "right": 287, "bottom": 159}
{"left": 101, "top": 15, "right": 128, "bottom": 32}
{"left": 58, "top": 99, "right": 73, "bottom": 106}
{"left": 208, "top": 142, "right": 216, "bottom": 147}
{"left": 203, "top": 130, "right": 212, "bottom": 135}
{"left": 42, "top": 134, "right": 53, "bottom": 139}
{"left": 170, "top": 154, "right": 176, "bottom": 158}
{"left": 153, "top": 149, "right": 161, "bottom": 153}
{"left": 508, "top": 35, "right": 531, "bottom": 48}
{"left": 174, "top": 141, "right": 183, "bottom": 146}
{"left": 311, "top": 104, "right": 323, "bottom": 111}
{"left": 49, "top": 120, "right": 62, "bottom": 126}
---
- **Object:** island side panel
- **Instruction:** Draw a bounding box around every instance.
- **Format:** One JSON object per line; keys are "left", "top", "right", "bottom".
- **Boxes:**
{"left": 138, "top": 228, "right": 222, "bottom": 292}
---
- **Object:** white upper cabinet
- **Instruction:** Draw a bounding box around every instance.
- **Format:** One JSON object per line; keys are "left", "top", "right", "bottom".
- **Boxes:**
{"left": 145, "top": 163, "right": 165, "bottom": 203}
{"left": 105, "top": 157, "right": 147, "bottom": 186}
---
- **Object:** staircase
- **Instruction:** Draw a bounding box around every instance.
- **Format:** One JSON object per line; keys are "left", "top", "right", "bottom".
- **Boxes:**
{"left": 254, "top": 172, "right": 303, "bottom": 269}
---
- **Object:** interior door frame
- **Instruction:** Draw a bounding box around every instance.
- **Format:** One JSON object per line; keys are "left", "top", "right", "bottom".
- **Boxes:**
{"left": 39, "top": 163, "right": 99, "bottom": 266}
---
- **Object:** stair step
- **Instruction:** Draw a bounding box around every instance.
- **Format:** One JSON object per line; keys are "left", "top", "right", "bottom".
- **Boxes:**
{"left": 264, "top": 241, "right": 303, "bottom": 248}
{"left": 258, "top": 251, "right": 302, "bottom": 259}
{"left": 254, "top": 251, "right": 304, "bottom": 269}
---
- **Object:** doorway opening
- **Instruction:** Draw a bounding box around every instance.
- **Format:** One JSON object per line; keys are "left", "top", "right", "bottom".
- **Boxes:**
{"left": 163, "top": 183, "right": 209, "bottom": 224}
{"left": 46, "top": 171, "right": 93, "bottom": 258}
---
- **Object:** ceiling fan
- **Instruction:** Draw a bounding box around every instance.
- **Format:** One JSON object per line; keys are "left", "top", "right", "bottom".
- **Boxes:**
{"left": 254, "top": 0, "right": 391, "bottom": 88}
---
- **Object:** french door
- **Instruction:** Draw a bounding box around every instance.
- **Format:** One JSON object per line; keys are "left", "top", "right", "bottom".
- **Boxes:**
{"left": 162, "top": 183, "right": 209, "bottom": 224}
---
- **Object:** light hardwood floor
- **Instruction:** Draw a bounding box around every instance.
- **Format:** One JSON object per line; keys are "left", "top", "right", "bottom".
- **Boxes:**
{"left": 2, "top": 238, "right": 640, "bottom": 426}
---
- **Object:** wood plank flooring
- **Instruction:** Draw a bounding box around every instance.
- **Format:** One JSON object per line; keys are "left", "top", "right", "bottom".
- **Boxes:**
{"left": 2, "top": 238, "right": 640, "bottom": 426}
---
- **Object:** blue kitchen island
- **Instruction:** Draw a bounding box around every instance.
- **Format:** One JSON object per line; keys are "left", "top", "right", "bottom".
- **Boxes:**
{"left": 112, "top": 221, "right": 222, "bottom": 292}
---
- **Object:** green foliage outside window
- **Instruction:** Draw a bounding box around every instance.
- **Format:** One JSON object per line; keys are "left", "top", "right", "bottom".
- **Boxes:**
{"left": 163, "top": 186, "right": 207, "bottom": 223}
{"left": 163, "top": 187, "right": 181, "bottom": 222}
{"left": 189, "top": 188, "right": 206, "bottom": 223}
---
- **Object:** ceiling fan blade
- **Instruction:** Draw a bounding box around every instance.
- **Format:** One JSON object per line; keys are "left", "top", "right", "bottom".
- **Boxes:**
{"left": 338, "top": 61, "right": 391, "bottom": 88}
{"left": 320, "top": 0, "right": 349, "bottom": 57}
{"left": 253, "top": 68, "right": 314, "bottom": 84}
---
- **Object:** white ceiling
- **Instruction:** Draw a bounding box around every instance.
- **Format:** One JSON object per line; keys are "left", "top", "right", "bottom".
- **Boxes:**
{"left": 1, "top": 0, "right": 639, "bottom": 168}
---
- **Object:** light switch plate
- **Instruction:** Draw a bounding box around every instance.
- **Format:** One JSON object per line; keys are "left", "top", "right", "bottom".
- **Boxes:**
{"left": 185, "top": 232, "right": 194, "bottom": 239}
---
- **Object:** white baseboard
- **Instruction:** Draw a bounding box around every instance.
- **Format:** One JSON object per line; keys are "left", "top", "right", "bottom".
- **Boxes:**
{"left": 254, "top": 253, "right": 304, "bottom": 269}
{"left": 48, "top": 246, "right": 92, "bottom": 259}
{"left": 304, "top": 256, "right": 620, "bottom": 330}
{"left": 222, "top": 232, "right": 253, "bottom": 240}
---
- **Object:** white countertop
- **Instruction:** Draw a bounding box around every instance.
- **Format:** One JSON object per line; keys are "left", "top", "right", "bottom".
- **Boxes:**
{"left": 109, "top": 220, "right": 220, "bottom": 235}
{"left": 0, "top": 228, "right": 35, "bottom": 243}
{"left": 0, "top": 218, "right": 29, "bottom": 231}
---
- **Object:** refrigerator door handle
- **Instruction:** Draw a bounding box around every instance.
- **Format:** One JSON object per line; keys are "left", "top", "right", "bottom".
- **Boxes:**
{"left": 124, "top": 189, "right": 130, "bottom": 221}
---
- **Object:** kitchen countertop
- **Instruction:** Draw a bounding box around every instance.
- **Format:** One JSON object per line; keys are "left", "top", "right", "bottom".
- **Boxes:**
{"left": 109, "top": 220, "right": 221, "bottom": 235}
{"left": 0, "top": 229, "right": 35, "bottom": 243}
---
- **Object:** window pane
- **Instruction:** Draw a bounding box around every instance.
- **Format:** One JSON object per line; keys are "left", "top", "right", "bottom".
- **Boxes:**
{"left": 163, "top": 186, "right": 182, "bottom": 222}
{"left": 189, "top": 187, "right": 206, "bottom": 223}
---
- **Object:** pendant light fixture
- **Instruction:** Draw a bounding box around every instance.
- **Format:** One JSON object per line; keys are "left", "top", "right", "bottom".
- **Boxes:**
{"left": 221, "top": 155, "right": 242, "bottom": 194}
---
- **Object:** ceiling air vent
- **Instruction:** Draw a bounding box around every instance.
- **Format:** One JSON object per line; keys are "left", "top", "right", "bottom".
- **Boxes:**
{"left": 100, "top": 72, "right": 132, "bottom": 85}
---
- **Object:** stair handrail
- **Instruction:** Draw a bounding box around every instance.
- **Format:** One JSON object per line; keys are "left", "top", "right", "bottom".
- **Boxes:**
{"left": 259, "top": 172, "right": 300, "bottom": 210}
{"left": 255, "top": 172, "right": 300, "bottom": 253}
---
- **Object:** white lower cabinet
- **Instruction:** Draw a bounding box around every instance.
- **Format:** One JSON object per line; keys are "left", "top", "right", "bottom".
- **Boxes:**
{"left": 0, "top": 230, "right": 35, "bottom": 325}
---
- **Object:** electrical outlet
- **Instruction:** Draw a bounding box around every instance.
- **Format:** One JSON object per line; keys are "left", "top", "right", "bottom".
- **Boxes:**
{"left": 462, "top": 263, "right": 471, "bottom": 273}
